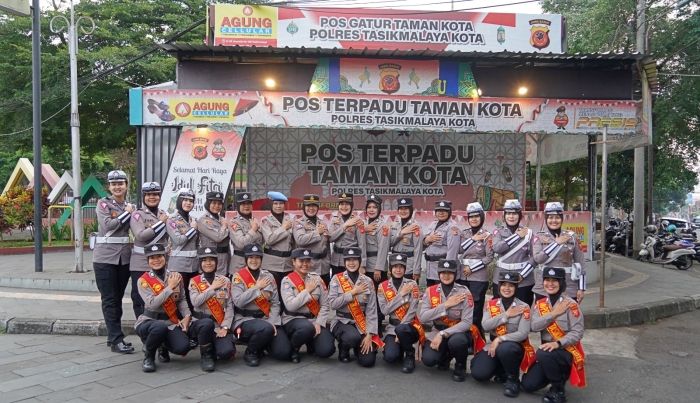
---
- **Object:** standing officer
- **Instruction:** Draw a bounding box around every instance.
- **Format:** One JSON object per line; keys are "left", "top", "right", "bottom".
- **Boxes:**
{"left": 419, "top": 259, "right": 484, "bottom": 382}
{"left": 492, "top": 199, "right": 536, "bottom": 306}
{"left": 329, "top": 193, "right": 366, "bottom": 277}
{"left": 532, "top": 202, "right": 587, "bottom": 303}
{"left": 423, "top": 201, "right": 461, "bottom": 287}
{"left": 130, "top": 181, "right": 169, "bottom": 319}
{"left": 377, "top": 253, "right": 423, "bottom": 374}
{"left": 459, "top": 202, "right": 494, "bottom": 336}
{"left": 389, "top": 198, "right": 422, "bottom": 281}
{"left": 261, "top": 191, "right": 295, "bottom": 288}
{"left": 363, "top": 194, "right": 391, "bottom": 329}
{"left": 166, "top": 188, "right": 199, "bottom": 312}
{"left": 292, "top": 194, "right": 331, "bottom": 285}
{"left": 197, "top": 191, "right": 230, "bottom": 276}
{"left": 231, "top": 243, "right": 292, "bottom": 366}
{"left": 93, "top": 170, "right": 134, "bottom": 354}
{"left": 229, "top": 192, "right": 263, "bottom": 275}
{"left": 280, "top": 248, "right": 336, "bottom": 363}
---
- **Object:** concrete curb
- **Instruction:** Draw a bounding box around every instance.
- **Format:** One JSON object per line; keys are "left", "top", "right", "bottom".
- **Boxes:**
{"left": 0, "top": 277, "right": 103, "bottom": 293}
{"left": 1, "top": 317, "right": 136, "bottom": 337}
{"left": 584, "top": 294, "right": 700, "bottom": 329}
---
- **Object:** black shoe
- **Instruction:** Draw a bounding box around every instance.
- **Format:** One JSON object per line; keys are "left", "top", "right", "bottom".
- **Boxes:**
{"left": 437, "top": 354, "right": 452, "bottom": 371}
{"left": 142, "top": 352, "right": 156, "bottom": 373}
{"left": 200, "top": 345, "right": 215, "bottom": 372}
{"left": 542, "top": 382, "right": 567, "bottom": 403}
{"left": 493, "top": 371, "right": 507, "bottom": 384}
{"left": 338, "top": 349, "right": 351, "bottom": 363}
{"left": 452, "top": 362, "right": 466, "bottom": 382}
{"left": 157, "top": 344, "right": 170, "bottom": 363}
{"left": 189, "top": 339, "right": 199, "bottom": 350}
{"left": 504, "top": 374, "right": 521, "bottom": 397}
{"left": 244, "top": 348, "right": 260, "bottom": 367}
{"left": 467, "top": 346, "right": 474, "bottom": 355}
{"left": 306, "top": 343, "right": 316, "bottom": 356}
{"left": 401, "top": 352, "right": 415, "bottom": 374}
{"left": 111, "top": 342, "right": 134, "bottom": 354}
{"left": 107, "top": 340, "right": 132, "bottom": 347}
{"left": 291, "top": 348, "right": 301, "bottom": 364}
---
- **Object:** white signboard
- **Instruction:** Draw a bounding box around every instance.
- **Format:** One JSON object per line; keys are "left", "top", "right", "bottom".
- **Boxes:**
{"left": 0, "top": 0, "right": 31, "bottom": 17}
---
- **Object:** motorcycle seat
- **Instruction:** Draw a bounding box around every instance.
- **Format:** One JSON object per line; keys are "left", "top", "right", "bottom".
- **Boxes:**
{"left": 662, "top": 244, "right": 684, "bottom": 252}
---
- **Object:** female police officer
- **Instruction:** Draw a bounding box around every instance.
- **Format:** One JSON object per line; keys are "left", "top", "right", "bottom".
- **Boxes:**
{"left": 389, "top": 198, "right": 422, "bottom": 281}
{"left": 261, "top": 191, "right": 295, "bottom": 288}
{"left": 329, "top": 193, "right": 366, "bottom": 277}
{"left": 166, "top": 188, "right": 199, "bottom": 312}
{"left": 197, "top": 191, "right": 230, "bottom": 276}
{"left": 229, "top": 192, "right": 263, "bottom": 275}
{"left": 423, "top": 201, "right": 461, "bottom": 287}
{"left": 293, "top": 194, "right": 331, "bottom": 285}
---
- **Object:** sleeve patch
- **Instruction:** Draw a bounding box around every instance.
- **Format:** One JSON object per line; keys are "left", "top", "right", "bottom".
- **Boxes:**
{"left": 169, "top": 221, "right": 177, "bottom": 229}
{"left": 533, "top": 236, "right": 539, "bottom": 244}
{"left": 133, "top": 213, "right": 140, "bottom": 222}
{"left": 100, "top": 201, "right": 108, "bottom": 210}
{"left": 570, "top": 303, "right": 580, "bottom": 318}
{"left": 452, "top": 227, "right": 459, "bottom": 235}
{"left": 233, "top": 275, "right": 242, "bottom": 284}
{"left": 412, "top": 285, "right": 419, "bottom": 299}
{"left": 467, "top": 293, "right": 474, "bottom": 307}
{"left": 282, "top": 281, "right": 291, "bottom": 291}
{"left": 204, "top": 219, "right": 213, "bottom": 227}
{"left": 231, "top": 222, "right": 239, "bottom": 231}
{"left": 493, "top": 229, "right": 499, "bottom": 236}
{"left": 382, "top": 226, "right": 389, "bottom": 237}
{"left": 296, "top": 223, "right": 304, "bottom": 229}
{"left": 523, "top": 307, "right": 531, "bottom": 319}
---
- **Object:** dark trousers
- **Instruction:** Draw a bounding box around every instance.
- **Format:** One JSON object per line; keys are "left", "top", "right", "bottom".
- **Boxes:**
{"left": 465, "top": 280, "right": 489, "bottom": 336}
{"left": 331, "top": 322, "right": 377, "bottom": 367}
{"left": 422, "top": 332, "right": 472, "bottom": 367}
{"left": 368, "top": 270, "right": 388, "bottom": 324}
{"left": 270, "top": 271, "right": 292, "bottom": 290}
{"left": 130, "top": 271, "right": 147, "bottom": 318}
{"left": 238, "top": 319, "right": 292, "bottom": 360}
{"left": 522, "top": 348, "right": 573, "bottom": 391}
{"left": 93, "top": 262, "right": 130, "bottom": 345}
{"left": 426, "top": 279, "right": 439, "bottom": 287}
{"left": 383, "top": 324, "right": 419, "bottom": 363}
{"left": 213, "top": 333, "right": 236, "bottom": 360}
{"left": 330, "top": 265, "right": 344, "bottom": 277}
{"left": 176, "top": 272, "right": 198, "bottom": 314}
{"left": 493, "top": 283, "right": 535, "bottom": 307}
{"left": 320, "top": 273, "right": 331, "bottom": 287}
{"left": 135, "top": 318, "right": 215, "bottom": 356}
{"left": 282, "top": 318, "right": 336, "bottom": 358}
{"left": 471, "top": 341, "right": 525, "bottom": 381}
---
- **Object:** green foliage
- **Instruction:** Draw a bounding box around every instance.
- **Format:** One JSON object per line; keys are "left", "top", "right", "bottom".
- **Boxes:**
{"left": 0, "top": 186, "right": 50, "bottom": 236}
{"left": 84, "top": 218, "right": 98, "bottom": 236}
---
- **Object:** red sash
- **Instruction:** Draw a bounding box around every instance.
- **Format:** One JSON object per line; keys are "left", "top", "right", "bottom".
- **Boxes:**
{"left": 235, "top": 269, "right": 272, "bottom": 317}
{"left": 536, "top": 298, "right": 587, "bottom": 388}
{"left": 427, "top": 285, "right": 485, "bottom": 353}
{"left": 287, "top": 272, "right": 321, "bottom": 317}
{"left": 140, "top": 273, "right": 179, "bottom": 324}
{"left": 379, "top": 280, "right": 426, "bottom": 345}
{"left": 487, "top": 299, "right": 536, "bottom": 372}
{"left": 336, "top": 273, "right": 385, "bottom": 348}
{"left": 191, "top": 275, "right": 226, "bottom": 325}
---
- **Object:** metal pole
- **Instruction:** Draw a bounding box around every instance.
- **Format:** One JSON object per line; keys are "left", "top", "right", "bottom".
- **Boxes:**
{"left": 600, "top": 126, "right": 608, "bottom": 308}
{"left": 632, "top": 0, "right": 646, "bottom": 258}
{"left": 32, "top": 1, "right": 43, "bottom": 272}
{"left": 535, "top": 134, "right": 543, "bottom": 211}
{"left": 68, "top": 0, "right": 84, "bottom": 273}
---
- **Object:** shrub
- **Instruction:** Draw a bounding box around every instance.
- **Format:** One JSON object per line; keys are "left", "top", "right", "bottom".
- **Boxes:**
{"left": 0, "top": 186, "right": 50, "bottom": 239}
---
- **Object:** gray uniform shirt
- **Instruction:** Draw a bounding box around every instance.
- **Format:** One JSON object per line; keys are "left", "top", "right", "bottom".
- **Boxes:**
{"left": 189, "top": 274, "right": 234, "bottom": 331}
{"left": 481, "top": 297, "right": 531, "bottom": 343}
{"left": 423, "top": 219, "right": 461, "bottom": 281}
{"left": 197, "top": 213, "right": 231, "bottom": 276}
{"left": 93, "top": 197, "right": 132, "bottom": 265}
{"left": 229, "top": 215, "right": 263, "bottom": 275}
{"left": 327, "top": 272, "right": 378, "bottom": 335}
{"left": 492, "top": 226, "right": 535, "bottom": 287}
{"left": 280, "top": 272, "right": 330, "bottom": 326}
{"left": 231, "top": 268, "right": 281, "bottom": 329}
{"left": 261, "top": 213, "right": 295, "bottom": 273}
{"left": 459, "top": 228, "right": 494, "bottom": 283}
{"left": 419, "top": 283, "right": 474, "bottom": 341}
{"left": 531, "top": 230, "right": 586, "bottom": 298}
{"left": 292, "top": 216, "right": 331, "bottom": 276}
{"left": 329, "top": 214, "right": 367, "bottom": 267}
{"left": 377, "top": 277, "right": 419, "bottom": 337}
{"left": 166, "top": 212, "right": 198, "bottom": 273}
{"left": 364, "top": 218, "right": 391, "bottom": 273}
{"left": 133, "top": 270, "right": 191, "bottom": 330}
{"left": 531, "top": 296, "right": 585, "bottom": 347}
{"left": 389, "top": 219, "right": 423, "bottom": 276}
{"left": 129, "top": 207, "right": 168, "bottom": 272}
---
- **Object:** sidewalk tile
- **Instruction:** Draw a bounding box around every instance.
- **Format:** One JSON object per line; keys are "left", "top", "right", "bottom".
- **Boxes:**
{"left": 0, "top": 371, "right": 63, "bottom": 392}
{"left": 3, "top": 385, "right": 53, "bottom": 403}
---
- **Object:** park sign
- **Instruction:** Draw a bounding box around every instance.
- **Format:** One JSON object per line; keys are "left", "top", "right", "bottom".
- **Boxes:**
{"left": 0, "top": 0, "right": 30, "bottom": 17}
{"left": 207, "top": 4, "right": 564, "bottom": 53}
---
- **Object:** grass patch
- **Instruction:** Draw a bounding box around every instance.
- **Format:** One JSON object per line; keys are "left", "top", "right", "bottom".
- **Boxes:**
{"left": 0, "top": 240, "right": 86, "bottom": 248}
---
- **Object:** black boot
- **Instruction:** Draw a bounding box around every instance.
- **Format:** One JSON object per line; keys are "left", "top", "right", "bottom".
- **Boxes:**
{"left": 338, "top": 349, "right": 351, "bottom": 363}
{"left": 493, "top": 371, "right": 507, "bottom": 384}
{"left": 157, "top": 344, "right": 170, "bottom": 363}
{"left": 244, "top": 348, "right": 260, "bottom": 367}
{"left": 142, "top": 350, "right": 156, "bottom": 373}
{"left": 452, "top": 361, "right": 466, "bottom": 382}
{"left": 306, "top": 343, "right": 316, "bottom": 356}
{"left": 401, "top": 351, "right": 416, "bottom": 374}
{"left": 200, "top": 344, "right": 215, "bottom": 372}
{"left": 542, "top": 381, "right": 567, "bottom": 403}
{"left": 504, "top": 374, "right": 521, "bottom": 397}
{"left": 291, "top": 348, "right": 301, "bottom": 364}
{"left": 437, "top": 354, "right": 452, "bottom": 371}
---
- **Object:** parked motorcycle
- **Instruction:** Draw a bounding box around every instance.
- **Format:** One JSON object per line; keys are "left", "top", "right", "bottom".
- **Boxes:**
{"left": 637, "top": 226, "right": 694, "bottom": 270}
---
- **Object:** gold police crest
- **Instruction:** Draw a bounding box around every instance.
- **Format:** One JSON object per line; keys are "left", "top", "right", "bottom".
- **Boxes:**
{"left": 529, "top": 19, "right": 551, "bottom": 50}
{"left": 378, "top": 63, "right": 401, "bottom": 95}
{"left": 191, "top": 137, "right": 209, "bottom": 160}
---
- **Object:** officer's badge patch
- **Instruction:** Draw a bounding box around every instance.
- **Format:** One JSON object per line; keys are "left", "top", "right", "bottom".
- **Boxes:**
{"left": 147, "top": 223, "right": 152, "bottom": 228}
{"left": 296, "top": 223, "right": 303, "bottom": 229}
{"left": 430, "top": 296, "right": 440, "bottom": 306}
{"left": 452, "top": 227, "right": 459, "bottom": 235}
{"left": 412, "top": 286, "right": 419, "bottom": 298}
{"left": 133, "top": 213, "right": 140, "bottom": 222}
{"left": 283, "top": 282, "right": 291, "bottom": 291}
{"left": 382, "top": 226, "right": 389, "bottom": 237}
{"left": 204, "top": 219, "right": 213, "bottom": 227}
{"left": 542, "top": 238, "right": 550, "bottom": 243}
{"left": 523, "top": 307, "right": 531, "bottom": 319}
{"left": 169, "top": 222, "right": 177, "bottom": 229}
{"left": 173, "top": 293, "right": 179, "bottom": 300}
{"left": 233, "top": 276, "right": 242, "bottom": 284}
{"left": 570, "top": 303, "right": 580, "bottom": 318}
{"left": 217, "top": 292, "right": 227, "bottom": 298}
{"left": 199, "top": 283, "right": 207, "bottom": 291}
{"left": 493, "top": 229, "right": 499, "bottom": 236}
{"left": 139, "top": 278, "right": 149, "bottom": 288}
{"left": 111, "top": 212, "right": 117, "bottom": 218}
{"left": 402, "top": 238, "right": 408, "bottom": 243}
{"left": 231, "top": 222, "right": 238, "bottom": 231}
{"left": 533, "top": 236, "right": 539, "bottom": 244}
{"left": 177, "top": 221, "right": 184, "bottom": 225}
{"left": 413, "top": 227, "right": 420, "bottom": 237}
{"left": 467, "top": 294, "right": 474, "bottom": 307}
{"left": 100, "top": 201, "right": 108, "bottom": 210}
{"left": 357, "top": 221, "right": 365, "bottom": 234}
{"left": 265, "top": 291, "right": 272, "bottom": 299}
{"left": 347, "top": 227, "right": 355, "bottom": 233}
{"left": 453, "top": 310, "right": 461, "bottom": 317}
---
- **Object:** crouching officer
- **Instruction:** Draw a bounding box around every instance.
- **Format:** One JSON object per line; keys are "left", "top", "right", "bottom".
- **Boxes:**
{"left": 522, "top": 267, "right": 586, "bottom": 403}
{"left": 134, "top": 244, "right": 216, "bottom": 373}
{"left": 231, "top": 243, "right": 292, "bottom": 366}
{"left": 471, "top": 272, "right": 535, "bottom": 397}
{"left": 377, "top": 253, "right": 424, "bottom": 374}
{"left": 419, "top": 259, "right": 485, "bottom": 382}
{"left": 280, "top": 248, "right": 336, "bottom": 363}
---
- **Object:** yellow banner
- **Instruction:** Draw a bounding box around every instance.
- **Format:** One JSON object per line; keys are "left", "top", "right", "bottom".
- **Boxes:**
{"left": 214, "top": 5, "right": 278, "bottom": 45}
{"left": 167, "top": 98, "right": 238, "bottom": 121}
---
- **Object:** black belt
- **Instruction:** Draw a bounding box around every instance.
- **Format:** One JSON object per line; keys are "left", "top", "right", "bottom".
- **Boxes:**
{"left": 216, "top": 246, "right": 230, "bottom": 253}
{"left": 143, "top": 309, "right": 179, "bottom": 321}
{"left": 366, "top": 251, "right": 379, "bottom": 258}
{"left": 283, "top": 308, "right": 315, "bottom": 319}
{"left": 425, "top": 253, "right": 447, "bottom": 262}
{"left": 192, "top": 311, "right": 215, "bottom": 321}
{"left": 333, "top": 244, "right": 358, "bottom": 253}
{"left": 391, "top": 250, "right": 414, "bottom": 258}
{"left": 310, "top": 251, "right": 327, "bottom": 259}
{"left": 433, "top": 324, "right": 448, "bottom": 331}
{"left": 389, "top": 318, "right": 401, "bottom": 326}
{"left": 265, "top": 249, "right": 292, "bottom": 258}
{"left": 336, "top": 310, "right": 362, "bottom": 320}
{"left": 233, "top": 249, "right": 245, "bottom": 257}
{"left": 234, "top": 307, "right": 267, "bottom": 318}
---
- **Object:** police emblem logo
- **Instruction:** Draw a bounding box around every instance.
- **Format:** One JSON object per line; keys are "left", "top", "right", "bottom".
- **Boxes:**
{"left": 396, "top": 255, "right": 402, "bottom": 260}
{"left": 505, "top": 274, "right": 511, "bottom": 280}
{"left": 548, "top": 269, "right": 556, "bottom": 275}
{"left": 199, "top": 283, "right": 207, "bottom": 290}
{"left": 303, "top": 250, "right": 310, "bottom": 256}
{"left": 139, "top": 278, "right": 149, "bottom": 288}
{"left": 243, "top": 194, "right": 249, "bottom": 199}
{"left": 348, "top": 249, "right": 355, "bottom": 255}
{"left": 401, "top": 199, "right": 406, "bottom": 203}
{"left": 341, "top": 193, "right": 346, "bottom": 198}
{"left": 453, "top": 310, "right": 461, "bottom": 316}
{"left": 111, "top": 212, "right": 117, "bottom": 218}
{"left": 151, "top": 245, "right": 159, "bottom": 251}
{"left": 370, "top": 195, "right": 375, "bottom": 199}
{"left": 252, "top": 246, "right": 258, "bottom": 252}
{"left": 443, "top": 262, "right": 450, "bottom": 268}
{"left": 529, "top": 19, "right": 551, "bottom": 50}
{"left": 100, "top": 201, "right": 108, "bottom": 210}
{"left": 378, "top": 63, "right": 401, "bottom": 94}
{"left": 309, "top": 196, "right": 316, "bottom": 201}
{"left": 440, "top": 202, "right": 445, "bottom": 207}
{"left": 216, "top": 193, "right": 221, "bottom": 198}
{"left": 205, "top": 248, "right": 211, "bottom": 253}
{"left": 191, "top": 137, "right": 209, "bottom": 160}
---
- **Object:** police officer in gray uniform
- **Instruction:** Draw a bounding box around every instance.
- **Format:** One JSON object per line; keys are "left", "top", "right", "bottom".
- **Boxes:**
{"left": 328, "top": 247, "right": 378, "bottom": 367}
{"left": 532, "top": 202, "right": 587, "bottom": 303}
{"left": 329, "top": 193, "right": 366, "bottom": 277}
{"left": 492, "top": 199, "right": 536, "bottom": 306}
{"left": 459, "top": 202, "right": 494, "bottom": 336}
{"left": 261, "top": 191, "right": 295, "bottom": 288}
{"left": 166, "top": 188, "right": 199, "bottom": 312}
{"left": 419, "top": 259, "right": 474, "bottom": 382}
{"left": 389, "top": 198, "right": 423, "bottom": 281}
{"left": 363, "top": 194, "right": 391, "bottom": 327}
{"left": 423, "top": 200, "right": 461, "bottom": 287}
{"left": 197, "top": 191, "right": 230, "bottom": 276}
{"left": 292, "top": 194, "right": 331, "bottom": 285}
{"left": 229, "top": 192, "right": 263, "bottom": 275}
{"left": 130, "top": 182, "right": 169, "bottom": 319}
{"left": 93, "top": 170, "right": 134, "bottom": 354}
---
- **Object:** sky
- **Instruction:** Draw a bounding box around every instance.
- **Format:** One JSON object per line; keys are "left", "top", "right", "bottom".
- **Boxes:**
{"left": 286, "top": 0, "right": 544, "bottom": 14}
